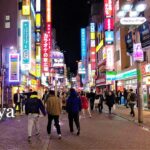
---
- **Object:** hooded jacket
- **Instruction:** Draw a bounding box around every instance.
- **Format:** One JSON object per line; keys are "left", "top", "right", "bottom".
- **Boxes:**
{"left": 25, "top": 94, "right": 46, "bottom": 115}
{"left": 66, "top": 91, "right": 82, "bottom": 113}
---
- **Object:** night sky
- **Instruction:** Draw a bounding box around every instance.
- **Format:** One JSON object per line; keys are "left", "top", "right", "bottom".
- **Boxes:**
{"left": 52, "top": 0, "right": 91, "bottom": 74}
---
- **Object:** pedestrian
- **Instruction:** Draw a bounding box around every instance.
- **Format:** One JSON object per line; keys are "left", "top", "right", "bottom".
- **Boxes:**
{"left": 127, "top": 89, "right": 136, "bottom": 117}
{"left": 42, "top": 88, "right": 49, "bottom": 104}
{"left": 123, "top": 88, "right": 128, "bottom": 108}
{"left": 45, "top": 90, "right": 62, "bottom": 139}
{"left": 80, "top": 91, "right": 92, "bottom": 118}
{"left": 13, "top": 89, "right": 23, "bottom": 114}
{"left": 25, "top": 91, "right": 46, "bottom": 143}
{"left": 89, "top": 89, "right": 95, "bottom": 111}
{"left": 66, "top": 88, "right": 82, "bottom": 136}
{"left": 106, "top": 91, "right": 115, "bottom": 114}
{"left": 61, "top": 92, "right": 67, "bottom": 114}
{"left": 116, "top": 90, "right": 122, "bottom": 104}
{"left": 98, "top": 91, "right": 104, "bottom": 113}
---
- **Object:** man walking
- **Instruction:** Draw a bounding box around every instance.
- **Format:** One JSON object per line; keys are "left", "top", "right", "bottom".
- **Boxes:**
{"left": 45, "top": 90, "right": 62, "bottom": 139}
{"left": 25, "top": 91, "right": 46, "bottom": 143}
{"left": 128, "top": 89, "right": 136, "bottom": 117}
{"left": 66, "top": 88, "right": 82, "bottom": 136}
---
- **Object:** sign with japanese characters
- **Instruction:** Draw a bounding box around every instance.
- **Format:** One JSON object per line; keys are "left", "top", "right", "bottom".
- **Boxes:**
{"left": 9, "top": 53, "right": 20, "bottom": 82}
{"left": 21, "top": 20, "right": 31, "bottom": 70}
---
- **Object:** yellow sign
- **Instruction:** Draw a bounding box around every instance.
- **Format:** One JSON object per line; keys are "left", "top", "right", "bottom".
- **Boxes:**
{"left": 36, "top": 64, "right": 41, "bottom": 77}
{"left": 46, "top": 0, "right": 51, "bottom": 22}
{"left": 36, "top": 13, "right": 41, "bottom": 27}
{"left": 96, "top": 40, "right": 104, "bottom": 52}
{"left": 90, "top": 32, "right": 95, "bottom": 40}
{"left": 22, "top": 0, "right": 30, "bottom": 16}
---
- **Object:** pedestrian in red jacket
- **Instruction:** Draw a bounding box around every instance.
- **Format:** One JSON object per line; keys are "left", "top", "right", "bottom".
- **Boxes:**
{"left": 80, "top": 91, "right": 92, "bottom": 118}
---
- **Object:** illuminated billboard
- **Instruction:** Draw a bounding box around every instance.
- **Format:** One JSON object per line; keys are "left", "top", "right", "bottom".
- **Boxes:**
{"left": 104, "top": 0, "right": 113, "bottom": 17}
{"left": 105, "top": 31, "right": 114, "bottom": 44}
{"left": 46, "top": 0, "right": 51, "bottom": 23}
{"left": 21, "top": 20, "right": 31, "bottom": 70}
{"left": 22, "top": 0, "right": 30, "bottom": 16}
{"left": 41, "top": 33, "right": 49, "bottom": 76}
{"left": 9, "top": 53, "right": 20, "bottom": 82}
{"left": 104, "top": 18, "right": 114, "bottom": 30}
{"left": 106, "top": 45, "right": 114, "bottom": 70}
{"left": 81, "top": 28, "right": 86, "bottom": 59}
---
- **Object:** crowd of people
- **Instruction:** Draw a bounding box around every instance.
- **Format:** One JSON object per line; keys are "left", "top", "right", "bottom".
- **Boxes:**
{"left": 13, "top": 87, "right": 137, "bottom": 143}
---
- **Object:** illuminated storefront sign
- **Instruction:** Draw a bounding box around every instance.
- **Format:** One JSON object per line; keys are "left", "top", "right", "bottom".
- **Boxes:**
{"left": 116, "top": 69, "right": 137, "bottom": 80}
{"left": 9, "top": 53, "right": 20, "bottom": 82}
{"left": 36, "top": 64, "right": 41, "bottom": 78}
{"left": 41, "top": 33, "right": 49, "bottom": 76}
{"left": 106, "top": 71, "right": 116, "bottom": 80}
{"left": 104, "top": 18, "right": 114, "bottom": 30}
{"left": 120, "top": 17, "right": 146, "bottom": 25}
{"left": 53, "top": 58, "right": 64, "bottom": 67}
{"left": 46, "top": 0, "right": 51, "bottom": 23}
{"left": 133, "top": 43, "right": 143, "bottom": 62}
{"left": 21, "top": 20, "right": 31, "bottom": 70}
{"left": 78, "top": 61, "right": 86, "bottom": 74}
{"left": 36, "top": 0, "right": 41, "bottom": 12}
{"left": 104, "top": 0, "right": 113, "bottom": 17}
{"left": 90, "top": 23, "right": 96, "bottom": 71}
{"left": 36, "top": 13, "right": 41, "bottom": 28}
{"left": 81, "top": 28, "right": 86, "bottom": 59}
{"left": 106, "top": 45, "right": 114, "bottom": 70}
{"left": 22, "top": 0, "right": 30, "bottom": 16}
{"left": 105, "top": 31, "right": 114, "bottom": 44}
{"left": 96, "top": 40, "right": 104, "bottom": 52}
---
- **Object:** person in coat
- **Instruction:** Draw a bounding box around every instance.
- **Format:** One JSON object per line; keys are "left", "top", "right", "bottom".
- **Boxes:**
{"left": 45, "top": 90, "right": 62, "bottom": 139}
{"left": 25, "top": 91, "right": 46, "bottom": 143}
{"left": 80, "top": 91, "right": 92, "bottom": 118}
{"left": 66, "top": 88, "right": 82, "bottom": 136}
{"left": 106, "top": 91, "right": 115, "bottom": 114}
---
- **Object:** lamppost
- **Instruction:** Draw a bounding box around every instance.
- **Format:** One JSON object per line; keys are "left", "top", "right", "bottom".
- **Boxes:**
{"left": 117, "top": 1, "right": 147, "bottom": 123}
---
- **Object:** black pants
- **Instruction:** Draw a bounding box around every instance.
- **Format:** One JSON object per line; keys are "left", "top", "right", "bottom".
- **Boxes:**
{"left": 68, "top": 112, "right": 80, "bottom": 132}
{"left": 98, "top": 103, "right": 103, "bottom": 113}
{"left": 47, "top": 114, "right": 61, "bottom": 135}
{"left": 108, "top": 106, "right": 112, "bottom": 114}
{"left": 129, "top": 103, "right": 135, "bottom": 117}
{"left": 90, "top": 101, "right": 94, "bottom": 110}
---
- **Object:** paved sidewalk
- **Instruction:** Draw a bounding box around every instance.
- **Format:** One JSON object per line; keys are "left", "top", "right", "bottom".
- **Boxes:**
{"left": 113, "top": 104, "right": 150, "bottom": 128}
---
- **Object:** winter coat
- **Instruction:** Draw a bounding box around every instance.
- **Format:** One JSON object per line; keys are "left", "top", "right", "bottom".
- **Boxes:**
{"left": 46, "top": 95, "right": 61, "bottom": 116}
{"left": 66, "top": 91, "right": 82, "bottom": 113}
{"left": 25, "top": 95, "right": 46, "bottom": 115}
{"left": 106, "top": 95, "right": 115, "bottom": 107}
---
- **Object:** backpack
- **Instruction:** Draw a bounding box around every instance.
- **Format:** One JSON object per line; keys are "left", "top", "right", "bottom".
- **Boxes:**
{"left": 130, "top": 93, "right": 136, "bottom": 102}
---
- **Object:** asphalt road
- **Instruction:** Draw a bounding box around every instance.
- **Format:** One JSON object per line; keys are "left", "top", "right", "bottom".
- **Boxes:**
{"left": 0, "top": 111, "right": 150, "bottom": 150}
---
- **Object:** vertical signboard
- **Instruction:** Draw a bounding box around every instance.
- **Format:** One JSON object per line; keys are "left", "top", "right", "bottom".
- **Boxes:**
{"left": 22, "top": 0, "right": 31, "bottom": 16}
{"left": 90, "top": 23, "right": 96, "bottom": 71}
{"left": 106, "top": 45, "right": 114, "bottom": 70}
{"left": 21, "top": 20, "right": 31, "bottom": 70}
{"left": 81, "top": 28, "right": 86, "bottom": 60}
{"left": 9, "top": 53, "right": 20, "bottom": 82}
{"left": 41, "top": 33, "right": 49, "bottom": 75}
{"left": 104, "top": 0, "right": 113, "bottom": 18}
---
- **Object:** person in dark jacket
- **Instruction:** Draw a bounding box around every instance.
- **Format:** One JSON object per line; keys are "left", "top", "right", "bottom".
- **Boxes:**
{"left": 66, "top": 88, "right": 82, "bottom": 136}
{"left": 106, "top": 91, "right": 115, "bottom": 114}
{"left": 89, "top": 89, "right": 95, "bottom": 111}
{"left": 25, "top": 91, "right": 46, "bottom": 143}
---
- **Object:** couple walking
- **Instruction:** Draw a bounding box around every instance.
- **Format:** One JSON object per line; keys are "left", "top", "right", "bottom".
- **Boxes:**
{"left": 25, "top": 88, "right": 81, "bottom": 143}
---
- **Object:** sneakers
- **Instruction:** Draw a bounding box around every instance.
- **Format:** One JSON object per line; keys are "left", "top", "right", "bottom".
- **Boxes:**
{"left": 36, "top": 133, "right": 40, "bottom": 137}
{"left": 28, "top": 136, "right": 31, "bottom": 143}
{"left": 58, "top": 134, "right": 62, "bottom": 139}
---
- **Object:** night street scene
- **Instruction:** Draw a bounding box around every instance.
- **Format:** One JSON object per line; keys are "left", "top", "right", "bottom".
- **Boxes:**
{"left": 1, "top": 0, "right": 150, "bottom": 150}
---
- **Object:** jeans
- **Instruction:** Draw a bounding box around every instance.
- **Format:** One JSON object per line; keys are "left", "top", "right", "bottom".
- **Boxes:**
{"left": 98, "top": 103, "right": 103, "bottom": 113}
{"left": 129, "top": 103, "right": 135, "bottom": 117}
{"left": 47, "top": 114, "right": 61, "bottom": 135}
{"left": 28, "top": 114, "right": 39, "bottom": 137}
{"left": 68, "top": 112, "right": 80, "bottom": 132}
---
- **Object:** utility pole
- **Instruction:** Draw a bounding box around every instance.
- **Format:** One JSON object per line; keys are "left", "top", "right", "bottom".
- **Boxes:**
{"left": 136, "top": 61, "right": 143, "bottom": 123}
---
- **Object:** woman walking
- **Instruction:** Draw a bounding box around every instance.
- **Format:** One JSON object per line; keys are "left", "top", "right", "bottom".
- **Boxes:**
{"left": 80, "top": 91, "right": 92, "bottom": 118}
